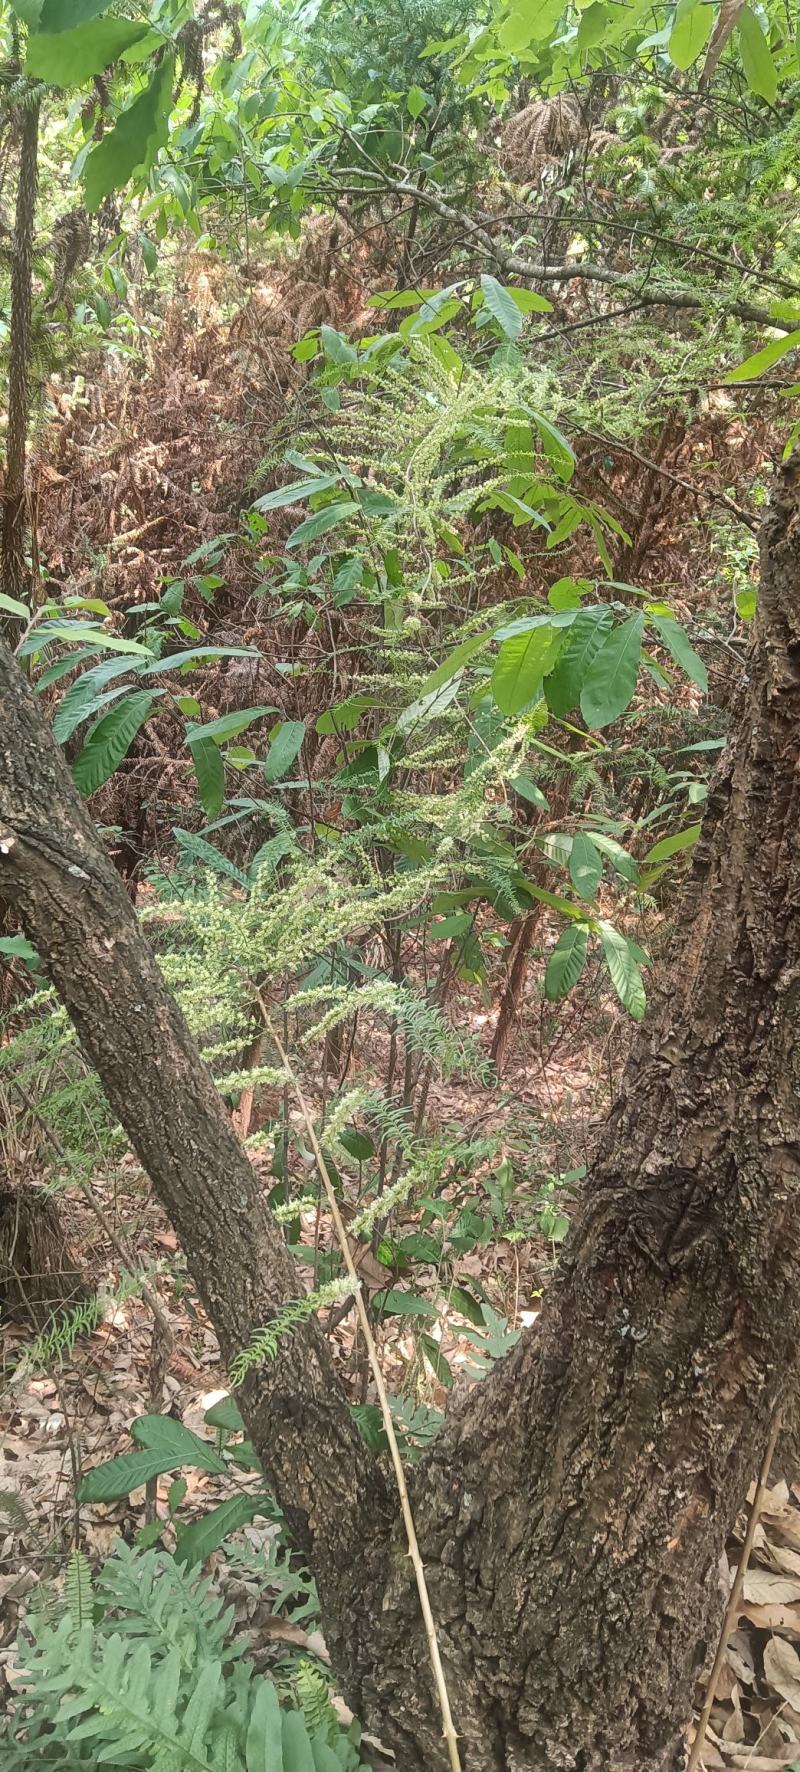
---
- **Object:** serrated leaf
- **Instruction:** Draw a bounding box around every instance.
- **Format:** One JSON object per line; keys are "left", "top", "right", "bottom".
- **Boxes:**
{"left": 83, "top": 55, "right": 174, "bottom": 212}
{"left": 580, "top": 615, "right": 644, "bottom": 729}
{"left": 598, "top": 920, "right": 646, "bottom": 1019}
{"left": 27, "top": 17, "right": 147, "bottom": 83}
{"left": 186, "top": 706, "right": 277, "bottom": 744}
{"left": 175, "top": 1493, "right": 273, "bottom": 1569}
{"left": 72, "top": 690, "right": 158, "bottom": 796}
{"left": 545, "top": 925, "right": 589, "bottom": 1001}
{"left": 188, "top": 733, "right": 225, "bottom": 819}
{"left": 77, "top": 1448, "right": 191, "bottom": 1503}
{"left": 569, "top": 834, "right": 603, "bottom": 900}
{"left": 479, "top": 274, "right": 523, "bottom": 340}
{"left": 264, "top": 719, "right": 306, "bottom": 784}
{"left": 650, "top": 614, "right": 708, "bottom": 692}
{"left": 737, "top": 5, "right": 777, "bottom": 99}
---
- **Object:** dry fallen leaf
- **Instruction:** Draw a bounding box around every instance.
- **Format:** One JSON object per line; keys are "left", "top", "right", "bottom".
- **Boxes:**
{"left": 743, "top": 1572, "right": 800, "bottom": 1606}
{"left": 763, "top": 1636, "right": 800, "bottom": 1709}
{"left": 727, "top": 1629, "right": 756, "bottom": 1685}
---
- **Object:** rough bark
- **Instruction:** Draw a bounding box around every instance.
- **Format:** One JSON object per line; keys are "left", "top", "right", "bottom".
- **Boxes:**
{"left": 347, "top": 459, "right": 800, "bottom": 1770}
{"left": 2, "top": 461, "right": 800, "bottom": 1771}
{"left": 0, "top": 645, "right": 390, "bottom": 1685}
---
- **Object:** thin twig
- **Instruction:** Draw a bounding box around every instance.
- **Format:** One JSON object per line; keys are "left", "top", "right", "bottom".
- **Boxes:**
{"left": 686, "top": 1408, "right": 783, "bottom": 1772}
{"left": 260, "top": 998, "right": 463, "bottom": 1772}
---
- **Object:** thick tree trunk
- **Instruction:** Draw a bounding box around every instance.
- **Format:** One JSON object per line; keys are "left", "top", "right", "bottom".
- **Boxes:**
{"left": 2, "top": 462, "right": 800, "bottom": 1771}
{"left": 0, "top": 646, "right": 390, "bottom": 1689}
{"left": 346, "top": 460, "right": 800, "bottom": 1769}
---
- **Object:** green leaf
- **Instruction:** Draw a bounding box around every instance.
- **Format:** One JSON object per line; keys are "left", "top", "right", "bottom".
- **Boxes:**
{"left": 33, "top": 622, "right": 151, "bottom": 655}
{"left": 315, "top": 693, "right": 378, "bottom": 735}
{"left": 338, "top": 1127, "right": 375, "bottom": 1160}
{"left": 506, "top": 286, "right": 553, "bottom": 314}
{"left": 420, "top": 1332, "right": 453, "bottom": 1387}
{"left": 83, "top": 55, "right": 174, "bottom": 212}
{"left": 375, "top": 1290, "right": 438, "bottom": 1319}
{"left": 668, "top": 0, "right": 713, "bottom": 70}
{"left": 544, "top": 607, "right": 613, "bottom": 717}
{"left": 27, "top": 18, "right": 147, "bottom": 83}
{"left": 737, "top": 5, "right": 777, "bottom": 100}
{"left": 416, "top": 631, "right": 491, "bottom": 697}
{"left": 72, "top": 690, "right": 158, "bottom": 796}
{"left": 569, "top": 834, "right": 603, "bottom": 900}
{"left": 286, "top": 501, "right": 359, "bottom": 549}
{"left": 0, "top": 935, "right": 40, "bottom": 968}
{"left": 598, "top": 921, "right": 646, "bottom": 1019}
{"left": 264, "top": 719, "right": 306, "bottom": 784}
{"left": 533, "top": 413, "right": 576, "bottom": 483}
{"left": 589, "top": 832, "right": 639, "bottom": 883}
{"left": 282, "top": 1709, "right": 316, "bottom": 1772}
{"left": 131, "top": 1413, "right": 227, "bottom": 1471}
{"left": 407, "top": 83, "right": 428, "bottom": 117}
{"left": 579, "top": 614, "right": 644, "bottom": 729}
{"left": 0, "top": 590, "right": 30, "bottom": 618}
{"left": 544, "top": 925, "right": 589, "bottom": 1001}
{"left": 188, "top": 734, "right": 225, "bottom": 819}
{"left": 185, "top": 706, "right": 277, "bottom": 744}
{"left": 396, "top": 675, "right": 462, "bottom": 734}
{"left": 246, "top": 1678, "right": 284, "bottom": 1772}
{"left": 174, "top": 828, "right": 248, "bottom": 886}
{"left": 644, "top": 822, "right": 702, "bottom": 863}
{"left": 175, "top": 1493, "right": 273, "bottom": 1569}
{"left": 77, "top": 1448, "right": 189, "bottom": 1503}
{"left": 650, "top": 615, "right": 708, "bottom": 692}
{"left": 39, "top": 0, "right": 111, "bottom": 27}
{"left": 143, "top": 645, "right": 259, "bottom": 676}
{"left": 254, "top": 475, "right": 340, "bottom": 512}
{"left": 320, "top": 324, "right": 357, "bottom": 365}
{"left": 725, "top": 328, "right": 800, "bottom": 384}
{"left": 479, "top": 275, "right": 523, "bottom": 340}
{"left": 491, "top": 625, "right": 561, "bottom": 715}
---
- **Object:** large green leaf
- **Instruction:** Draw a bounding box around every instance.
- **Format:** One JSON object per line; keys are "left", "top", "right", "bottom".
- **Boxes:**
{"left": 725, "top": 328, "right": 800, "bottom": 383}
{"left": 53, "top": 669, "right": 133, "bottom": 743}
{"left": 282, "top": 1710, "right": 317, "bottom": 1772}
{"left": 416, "top": 631, "right": 491, "bottom": 697}
{"left": 650, "top": 614, "right": 708, "bottom": 692}
{"left": 579, "top": 614, "right": 644, "bottom": 729}
{"left": 737, "top": 5, "right": 777, "bottom": 99}
{"left": 479, "top": 275, "right": 523, "bottom": 340}
{"left": 598, "top": 921, "right": 646, "bottom": 1019}
{"left": 668, "top": 0, "right": 713, "bottom": 69}
{"left": 569, "top": 834, "right": 603, "bottom": 900}
{"left": 246, "top": 1678, "right": 284, "bottom": 1772}
{"left": 186, "top": 706, "right": 278, "bottom": 744}
{"left": 253, "top": 474, "right": 341, "bottom": 513}
{"left": 39, "top": 0, "right": 110, "bottom": 27}
{"left": 644, "top": 822, "right": 702, "bottom": 864}
{"left": 131, "top": 1414, "right": 228, "bottom": 1471}
{"left": 27, "top": 17, "right": 147, "bottom": 83}
{"left": 491, "top": 624, "right": 561, "bottom": 715}
{"left": 544, "top": 607, "right": 612, "bottom": 717}
{"left": 83, "top": 55, "right": 174, "bottom": 212}
{"left": 544, "top": 924, "right": 589, "bottom": 1001}
{"left": 72, "top": 690, "right": 158, "bottom": 796}
{"left": 77, "top": 1448, "right": 193, "bottom": 1503}
{"left": 188, "top": 733, "right": 226, "bottom": 819}
{"left": 264, "top": 719, "right": 306, "bottom": 784}
{"left": 286, "top": 501, "right": 359, "bottom": 549}
{"left": 175, "top": 1494, "right": 273, "bottom": 1570}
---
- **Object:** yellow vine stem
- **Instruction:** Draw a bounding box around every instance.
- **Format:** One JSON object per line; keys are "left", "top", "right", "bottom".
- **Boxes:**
{"left": 260, "top": 999, "right": 463, "bottom": 1772}
{"left": 686, "top": 1407, "right": 783, "bottom": 1772}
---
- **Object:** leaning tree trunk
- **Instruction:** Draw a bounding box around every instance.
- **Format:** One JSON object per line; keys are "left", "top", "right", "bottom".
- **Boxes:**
{"left": 2, "top": 463, "right": 800, "bottom": 1771}
{"left": 2, "top": 97, "right": 39, "bottom": 618}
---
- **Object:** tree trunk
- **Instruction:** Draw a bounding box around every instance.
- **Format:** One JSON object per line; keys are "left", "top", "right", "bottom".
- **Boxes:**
{"left": 2, "top": 462, "right": 800, "bottom": 1770}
